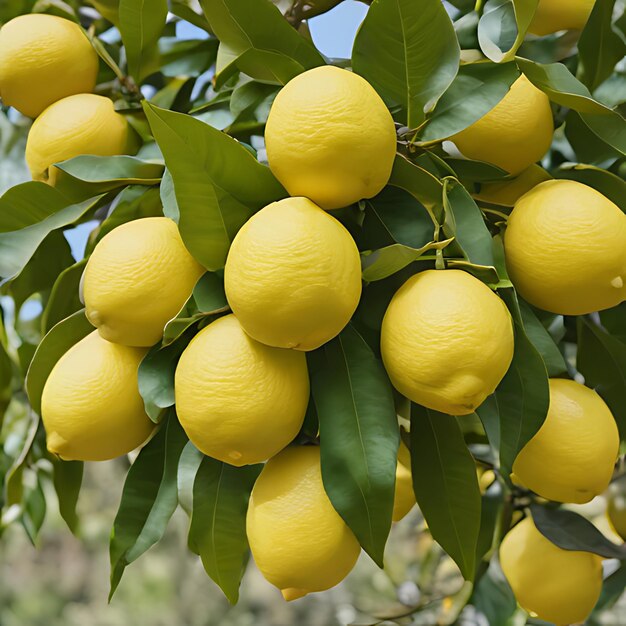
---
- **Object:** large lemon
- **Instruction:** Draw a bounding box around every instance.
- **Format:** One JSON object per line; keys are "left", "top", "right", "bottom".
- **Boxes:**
{"left": 41, "top": 331, "right": 153, "bottom": 461}
{"left": 175, "top": 315, "right": 309, "bottom": 466}
{"left": 529, "top": 0, "right": 596, "bottom": 35}
{"left": 25, "top": 94, "right": 129, "bottom": 185}
{"left": 450, "top": 75, "right": 553, "bottom": 175}
{"left": 247, "top": 446, "right": 360, "bottom": 600}
{"left": 0, "top": 14, "right": 99, "bottom": 118}
{"left": 474, "top": 165, "right": 551, "bottom": 207}
{"left": 505, "top": 179, "right": 626, "bottom": 315}
{"left": 83, "top": 217, "right": 204, "bottom": 347}
{"left": 513, "top": 378, "right": 618, "bottom": 504}
{"left": 264, "top": 66, "right": 396, "bottom": 210}
{"left": 380, "top": 270, "right": 514, "bottom": 415}
{"left": 224, "top": 197, "right": 362, "bottom": 351}
{"left": 393, "top": 441, "right": 416, "bottom": 522}
{"left": 500, "top": 516, "right": 603, "bottom": 625}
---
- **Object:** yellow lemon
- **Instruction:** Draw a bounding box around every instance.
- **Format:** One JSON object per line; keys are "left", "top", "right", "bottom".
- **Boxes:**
{"left": 41, "top": 331, "right": 153, "bottom": 461}
{"left": 513, "top": 378, "right": 619, "bottom": 504}
{"left": 505, "top": 179, "right": 626, "bottom": 315}
{"left": 224, "top": 197, "right": 362, "bottom": 351}
{"left": 529, "top": 0, "right": 596, "bottom": 35}
{"left": 0, "top": 14, "right": 99, "bottom": 118}
{"left": 247, "top": 446, "right": 360, "bottom": 600}
{"left": 393, "top": 441, "right": 416, "bottom": 522}
{"left": 450, "top": 75, "right": 553, "bottom": 175}
{"left": 175, "top": 315, "right": 309, "bottom": 466}
{"left": 25, "top": 94, "right": 129, "bottom": 185}
{"left": 474, "top": 165, "right": 551, "bottom": 207}
{"left": 265, "top": 66, "right": 396, "bottom": 210}
{"left": 500, "top": 516, "right": 603, "bottom": 625}
{"left": 380, "top": 270, "right": 514, "bottom": 415}
{"left": 84, "top": 217, "right": 204, "bottom": 347}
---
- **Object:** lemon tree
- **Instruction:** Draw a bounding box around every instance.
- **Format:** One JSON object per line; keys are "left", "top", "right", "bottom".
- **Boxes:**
{"left": 0, "top": 0, "right": 625, "bottom": 623}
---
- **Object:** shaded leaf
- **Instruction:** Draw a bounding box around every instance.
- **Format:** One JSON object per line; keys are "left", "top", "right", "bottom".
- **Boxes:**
{"left": 193, "top": 272, "right": 228, "bottom": 313}
{"left": 177, "top": 441, "right": 203, "bottom": 516}
{"left": 50, "top": 457, "right": 83, "bottom": 534}
{"left": 388, "top": 154, "right": 444, "bottom": 211}
{"left": 41, "top": 260, "right": 86, "bottom": 334}
{"left": 471, "top": 557, "right": 519, "bottom": 626}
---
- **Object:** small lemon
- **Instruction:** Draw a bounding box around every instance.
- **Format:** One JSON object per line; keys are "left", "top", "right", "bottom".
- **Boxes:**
{"left": 500, "top": 516, "right": 603, "bottom": 625}
{"left": 393, "top": 441, "right": 416, "bottom": 522}
{"left": 224, "top": 197, "right": 362, "bottom": 351}
{"left": 505, "top": 179, "right": 626, "bottom": 315}
{"left": 0, "top": 14, "right": 99, "bottom": 118}
{"left": 265, "top": 66, "right": 396, "bottom": 210}
{"left": 41, "top": 331, "right": 153, "bottom": 461}
{"left": 175, "top": 315, "right": 309, "bottom": 466}
{"left": 513, "top": 378, "right": 619, "bottom": 504}
{"left": 380, "top": 270, "right": 514, "bottom": 415}
{"left": 84, "top": 217, "right": 204, "bottom": 347}
{"left": 450, "top": 75, "right": 553, "bottom": 175}
{"left": 529, "top": 0, "right": 596, "bottom": 35}
{"left": 25, "top": 94, "right": 129, "bottom": 185}
{"left": 247, "top": 446, "right": 360, "bottom": 600}
{"left": 474, "top": 165, "right": 551, "bottom": 207}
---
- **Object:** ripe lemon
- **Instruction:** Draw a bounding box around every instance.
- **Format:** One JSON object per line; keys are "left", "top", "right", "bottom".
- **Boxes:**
{"left": 224, "top": 197, "right": 362, "bottom": 351}
{"left": 0, "top": 14, "right": 99, "bottom": 118}
{"left": 247, "top": 445, "right": 360, "bottom": 600}
{"left": 84, "top": 217, "right": 204, "bottom": 347}
{"left": 474, "top": 165, "right": 551, "bottom": 207}
{"left": 41, "top": 331, "right": 153, "bottom": 461}
{"left": 380, "top": 270, "right": 514, "bottom": 415}
{"left": 529, "top": 0, "right": 596, "bottom": 35}
{"left": 175, "top": 315, "right": 309, "bottom": 466}
{"left": 393, "top": 441, "right": 416, "bottom": 522}
{"left": 513, "top": 378, "right": 619, "bottom": 504}
{"left": 264, "top": 66, "right": 396, "bottom": 210}
{"left": 25, "top": 94, "right": 129, "bottom": 185}
{"left": 505, "top": 179, "right": 626, "bottom": 315}
{"left": 450, "top": 75, "right": 553, "bottom": 175}
{"left": 500, "top": 516, "right": 603, "bottom": 625}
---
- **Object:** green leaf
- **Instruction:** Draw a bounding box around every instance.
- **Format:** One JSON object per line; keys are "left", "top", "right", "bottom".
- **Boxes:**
{"left": 109, "top": 414, "right": 188, "bottom": 599}
{"left": 352, "top": 0, "right": 460, "bottom": 127}
{"left": 143, "top": 102, "right": 286, "bottom": 270}
{"left": 193, "top": 272, "right": 228, "bottom": 313}
{"left": 25, "top": 309, "right": 94, "bottom": 415}
{"left": 580, "top": 108, "right": 626, "bottom": 155}
{"left": 158, "top": 37, "right": 218, "bottom": 78}
{"left": 388, "top": 154, "right": 444, "bottom": 210}
{"left": 0, "top": 182, "right": 71, "bottom": 232}
{"left": 555, "top": 164, "right": 626, "bottom": 210}
{"left": 188, "top": 456, "right": 261, "bottom": 604}
{"left": 476, "top": 395, "right": 501, "bottom": 457}
{"left": 476, "top": 477, "right": 504, "bottom": 562}
{"left": 601, "top": 303, "right": 626, "bottom": 343}
{"left": 50, "top": 457, "right": 83, "bottom": 535}
{"left": 312, "top": 324, "right": 399, "bottom": 566}
{"left": 471, "top": 558, "right": 519, "bottom": 626}
{"left": 160, "top": 169, "right": 179, "bottom": 221}
{"left": 564, "top": 109, "right": 622, "bottom": 166}
{"left": 177, "top": 441, "right": 203, "bottom": 516}
{"left": 592, "top": 562, "right": 626, "bottom": 615}
{"left": 41, "top": 260, "right": 86, "bottom": 334}
{"left": 410, "top": 405, "right": 481, "bottom": 580}
{"left": 21, "top": 472, "right": 47, "bottom": 545}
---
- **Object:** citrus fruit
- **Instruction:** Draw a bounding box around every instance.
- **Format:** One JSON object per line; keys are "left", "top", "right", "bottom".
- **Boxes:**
{"left": 393, "top": 441, "right": 416, "bottom": 522}
{"left": 450, "top": 75, "right": 553, "bottom": 175}
{"left": 500, "top": 516, "right": 603, "bottom": 625}
{"left": 529, "top": 0, "right": 596, "bottom": 35}
{"left": 474, "top": 165, "right": 551, "bottom": 207}
{"left": 0, "top": 14, "right": 99, "bottom": 118}
{"left": 83, "top": 217, "right": 204, "bottom": 347}
{"left": 25, "top": 93, "right": 129, "bottom": 185}
{"left": 264, "top": 65, "right": 396, "bottom": 210}
{"left": 607, "top": 479, "right": 626, "bottom": 542}
{"left": 247, "top": 445, "right": 360, "bottom": 600}
{"left": 175, "top": 315, "right": 309, "bottom": 466}
{"left": 513, "top": 378, "right": 619, "bottom": 504}
{"left": 380, "top": 270, "right": 514, "bottom": 415}
{"left": 41, "top": 331, "right": 153, "bottom": 461}
{"left": 224, "top": 197, "right": 362, "bottom": 351}
{"left": 505, "top": 179, "right": 626, "bottom": 315}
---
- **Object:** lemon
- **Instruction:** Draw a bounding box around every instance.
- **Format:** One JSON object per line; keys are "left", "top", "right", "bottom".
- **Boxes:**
{"left": 529, "top": 0, "right": 596, "bottom": 35}
{"left": 380, "top": 270, "right": 514, "bottom": 415}
{"left": 264, "top": 66, "right": 396, "bottom": 210}
{"left": 0, "top": 14, "right": 99, "bottom": 119}
{"left": 607, "top": 479, "right": 626, "bottom": 541}
{"left": 41, "top": 331, "right": 153, "bottom": 461}
{"left": 474, "top": 165, "right": 551, "bottom": 207}
{"left": 247, "top": 445, "right": 360, "bottom": 600}
{"left": 83, "top": 217, "right": 204, "bottom": 347}
{"left": 224, "top": 197, "right": 362, "bottom": 351}
{"left": 505, "top": 179, "right": 626, "bottom": 315}
{"left": 25, "top": 94, "right": 129, "bottom": 185}
{"left": 513, "top": 378, "right": 619, "bottom": 504}
{"left": 393, "top": 441, "right": 416, "bottom": 522}
{"left": 450, "top": 75, "right": 553, "bottom": 175}
{"left": 175, "top": 315, "right": 309, "bottom": 466}
{"left": 500, "top": 516, "right": 603, "bottom": 625}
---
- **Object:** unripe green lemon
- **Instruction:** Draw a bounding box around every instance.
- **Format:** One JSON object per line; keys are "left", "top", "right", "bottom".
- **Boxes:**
{"left": 224, "top": 197, "right": 362, "bottom": 351}
{"left": 513, "top": 378, "right": 619, "bottom": 504}
{"left": 84, "top": 217, "right": 204, "bottom": 347}
{"left": 529, "top": 0, "right": 596, "bottom": 35}
{"left": 0, "top": 14, "right": 99, "bottom": 118}
{"left": 247, "top": 446, "right": 360, "bottom": 600}
{"left": 393, "top": 441, "right": 416, "bottom": 522}
{"left": 500, "top": 516, "right": 603, "bottom": 625}
{"left": 265, "top": 66, "right": 396, "bottom": 210}
{"left": 175, "top": 315, "right": 309, "bottom": 466}
{"left": 380, "top": 270, "right": 514, "bottom": 415}
{"left": 41, "top": 331, "right": 154, "bottom": 461}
